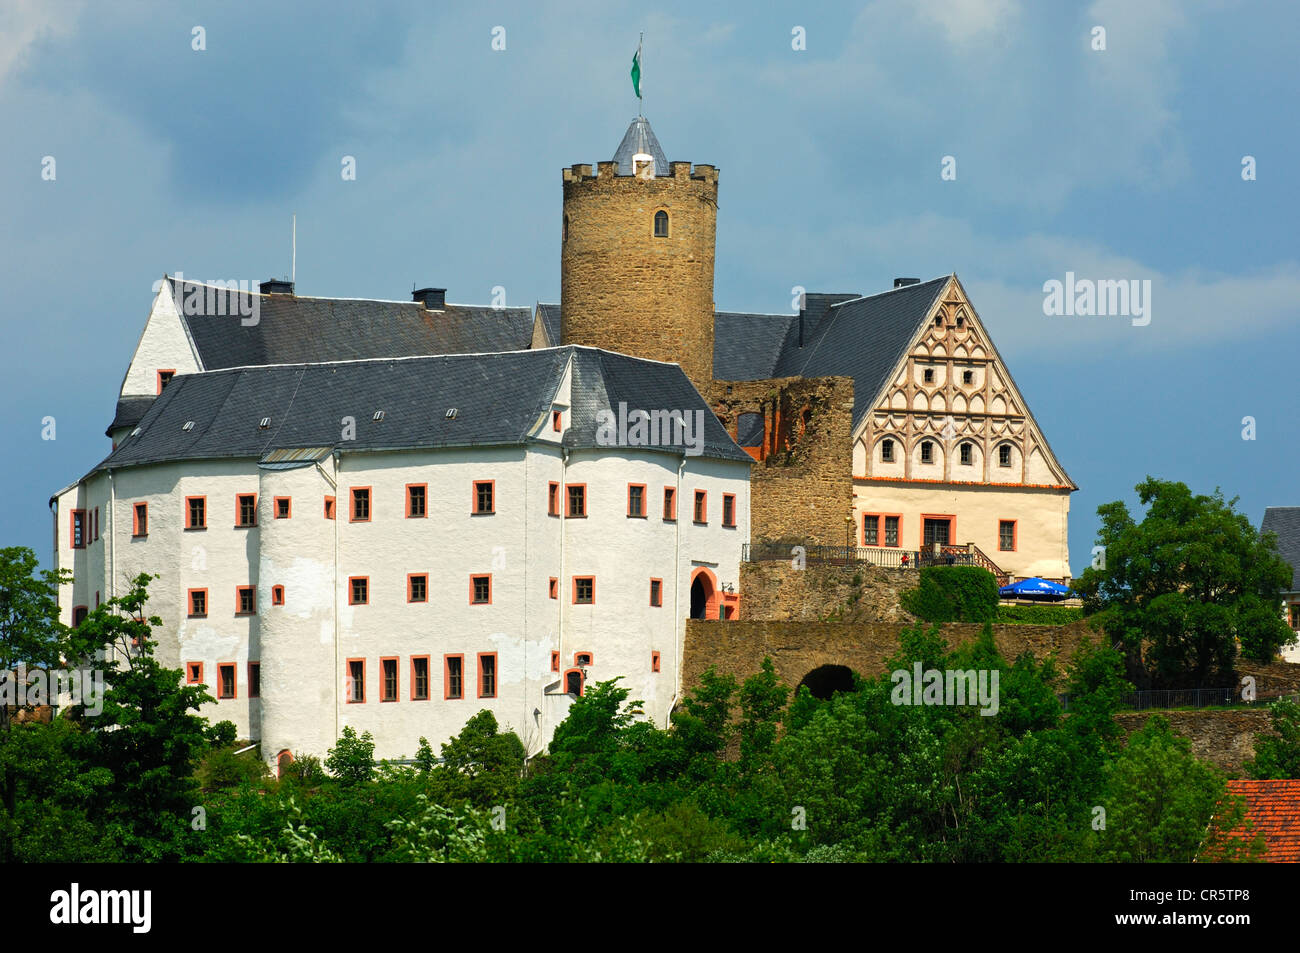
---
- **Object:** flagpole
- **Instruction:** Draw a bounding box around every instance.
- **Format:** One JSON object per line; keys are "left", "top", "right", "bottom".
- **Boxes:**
{"left": 639, "top": 33, "right": 644, "bottom": 117}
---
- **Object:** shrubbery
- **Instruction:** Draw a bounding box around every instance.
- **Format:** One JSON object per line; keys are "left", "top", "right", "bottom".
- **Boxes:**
{"left": 901, "top": 566, "right": 1000, "bottom": 623}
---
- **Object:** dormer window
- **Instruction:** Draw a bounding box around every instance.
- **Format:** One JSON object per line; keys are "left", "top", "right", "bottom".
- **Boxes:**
{"left": 157, "top": 370, "right": 175, "bottom": 393}
{"left": 259, "top": 417, "right": 271, "bottom": 430}
{"left": 653, "top": 210, "right": 669, "bottom": 238}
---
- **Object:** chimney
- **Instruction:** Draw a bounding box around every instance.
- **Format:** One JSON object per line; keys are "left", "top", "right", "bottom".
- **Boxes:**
{"left": 894, "top": 277, "right": 920, "bottom": 288}
{"left": 260, "top": 278, "right": 294, "bottom": 295}
{"left": 413, "top": 287, "right": 446, "bottom": 310}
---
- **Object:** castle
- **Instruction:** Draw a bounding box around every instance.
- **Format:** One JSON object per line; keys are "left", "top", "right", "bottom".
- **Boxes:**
{"left": 51, "top": 116, "right": 1074, "bottom": 768}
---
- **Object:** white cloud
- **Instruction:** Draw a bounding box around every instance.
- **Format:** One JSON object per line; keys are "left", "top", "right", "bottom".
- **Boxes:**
{"left": 0, "top": 1, "right": 81, "bottom": 91}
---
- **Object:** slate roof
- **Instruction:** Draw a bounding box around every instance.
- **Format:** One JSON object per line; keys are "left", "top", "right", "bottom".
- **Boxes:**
{"left": 612, "top": 116, "right": 670, "bottom": 176}
{"left": 714, "top": 278, "right": 949, "bottom": 429}
{"left": 1262, "top": 506, "right": 1300, "bottom": 591}
{"left": 536, "top": 303, "right": 561, "bottom": 347}
{"left": 1217, "top": 780, "right": 1300, "bottom": 862}
{"left": 97, "top": 346, "right": 751, "bottom": 473}
{"left": 106, "top": 395, "right": 156, "bottom": 436}
{"left": 167, "top": 277, "right": 534, "bottom": 371}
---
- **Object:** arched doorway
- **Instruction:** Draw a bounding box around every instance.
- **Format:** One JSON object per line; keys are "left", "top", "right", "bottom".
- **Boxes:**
{"left": 689, "top": 567, "right": 719, "bottom": 620}
{"left": 276, "top": 749, "right": 294, "bottom": 779}
{"left": 797, "top": 665, "right": 855, "bottom": 700}
{"left": 564, "top": 669, "right": 584, "bottom": 696}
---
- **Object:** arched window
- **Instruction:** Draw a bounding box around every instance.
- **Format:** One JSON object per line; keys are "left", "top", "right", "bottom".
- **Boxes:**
{"left": 564, "top": 669, "right": 584, "bottom": 696}
{"left": 653, "top": 210, "right": 669, "bottom": 238}
{"left": 277, "top": 750, "right": 294, "bottom": 779}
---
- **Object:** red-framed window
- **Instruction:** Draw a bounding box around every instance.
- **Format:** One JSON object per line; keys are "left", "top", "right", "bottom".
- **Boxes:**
{"left": 444, "top": 654, "right": 464, "bottom": 700}
{"left": 187, "top": 588, "right": 208, "bottom": 617}
{"left": 185, "top": 661, "right": 204, "bottom": 685}
{"left": 563, "top": 668, "right": 584, "bottom": 696}
{"left": 132, "top": 502, "right": 149, "bottom": 537}
{"left": 248, "top": 662, "right": 260, "bottom": 698}
{"left": 349, "top": 576, "right": 369, "bottom": 605}
{"left": 470, "top": 574, "right": 492, "bottom": 605}
{"left": 552, "top": 410, "right": 562, "bottom": 432}
{"left": 693, "top": 490, "right": 707, "bottom": 524}
{"left": 272, "top": 585, "right": 285, "bottom": 606}
{"left": 406, "top": 483, "right": 427, "bottom": 518}
{"left": 346, "top": 658, "right": 366, "bottom": 703}
{"left": 566, "top": 483, "right": 586, "bottom": 518}
{"left": 999, "top": 519, "right": 1017, "bottom": 552}
{"left": 550, "top": 651, "right": 560, "bottom": 672}
{"left": 651, "top": 651, "right": 661, "bottom": 673}
{"left": 411, "top": 656, "right": 431, "bottom": 701}
{"left": 573, "top": 576, "right": 594, "bottom": 605}
{"left": 236, "top": 586, "right": 256, "bottom": 615}
{"left": 408, "top": 573, "right": 428, "bottom": 603}
{"left": 627, "top": 483, "right": 647, "bottom": 517}
{"left": 185, "top": 496, "right": 206, "bottom": 529}
{"left": 548, "top": 577, "right": 558, "bottom": 599}
{"left": 574, "top": 651, "right": 593, "bottom": 668}
{"left": 236, "top": 493, "right": 257, "bottom": 527}
{"left": 381, "top": 657, "right": 399, "bottom": 702}
{"left": 324, "top": 495, "right": 335, "bottom": 520}
{"left": 920, "top": 514, "right": 956, "bottom": 549}
{"left": 273, "top": 496, "right": 291, "bottom": 519}
{"left": 865, "top": 513, "right": 902, "bottom": 547}
{"left": 548, "top": 481, "right": 560, "bottom": 516}
{"left": 157, "top": 369, "right": 176, "bottom": 394}
{"left": 663, "top": 487, "right": 676, "bottom": 521}
{"left": 92, "top": 508, "right": 98, "bottom": 542}
{"left": 478, "top": 652, "right": 497, "bottom": 699}
{"left": 473, "top": 480, "right": 495, "bottom": 515}
{"left": 217, "top": 662, "right": 237, "bottom": 699}
{"left": 722, "top": 493, "right": 736, "bottom": 527}
{"left": 650, "top": 578, "right": 663, "bottom": 607}
{"left": 70, "top": 509, "right": 86, "bottom": 549}
{"left": 350, "top": 487, "right": 371, "bottom": 522}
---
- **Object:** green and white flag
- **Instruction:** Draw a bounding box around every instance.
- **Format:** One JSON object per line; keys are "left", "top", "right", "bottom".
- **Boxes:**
{"left": 630, "top": 44, "right": 642, "bottom": 99}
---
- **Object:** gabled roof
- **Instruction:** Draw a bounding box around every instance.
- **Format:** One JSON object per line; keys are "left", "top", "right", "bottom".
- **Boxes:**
{"left": 713, "top": 278, "right": 949, "bottom": 429}
{"left": 536, "top": 303, "right": 561, "bottom": 348}
{"left": 612, "top": 116, "right": 670, "bottom": 176}
{"left": 96, "top": 347, "right": 751, "bottom": 473}
{"left": 1217, "top": 779, "right": 1300, "bottom": 862}
{"left": 1262, "top": 507, "right": 1300, "bottom": 590}
{"left": 166, "top": 277, "right": 534, "bottom": 371}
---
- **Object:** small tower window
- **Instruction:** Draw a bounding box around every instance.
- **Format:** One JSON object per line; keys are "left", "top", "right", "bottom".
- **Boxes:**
{"left": 653, "top": 210, "right": 669, "bottom": 238}
{"left": 563, "top": 214, "right": 569, "bottom": 243}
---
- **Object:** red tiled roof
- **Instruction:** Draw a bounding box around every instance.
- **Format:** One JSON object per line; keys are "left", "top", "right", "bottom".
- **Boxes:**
{"left": 1218, "top": 779, "right": 1300, "bottom": 863}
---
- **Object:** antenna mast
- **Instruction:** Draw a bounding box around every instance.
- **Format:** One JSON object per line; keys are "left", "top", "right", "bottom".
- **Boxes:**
{"left": 291, "top": 214, "right": 296, "bottom": 282}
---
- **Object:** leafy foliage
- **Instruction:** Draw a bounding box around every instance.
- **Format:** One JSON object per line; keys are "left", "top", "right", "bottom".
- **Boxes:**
{"left": 901, "top": 566, "right": 1000, "bottom": 623}
{"left": 1074, "top": 477, "right": 1296, "bottom": 684}
{"left": 995, "top": 604, "right": 1084, "bottom": 625}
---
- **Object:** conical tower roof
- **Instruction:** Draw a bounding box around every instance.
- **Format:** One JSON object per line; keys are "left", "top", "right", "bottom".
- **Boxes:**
{"left": 612, "top": 116, "right": 669, "bottom": 176}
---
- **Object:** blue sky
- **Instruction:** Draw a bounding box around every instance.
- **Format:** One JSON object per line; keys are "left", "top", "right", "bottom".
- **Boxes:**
{"left": 2, "top": 0, "right": 1297, "bottom": 576}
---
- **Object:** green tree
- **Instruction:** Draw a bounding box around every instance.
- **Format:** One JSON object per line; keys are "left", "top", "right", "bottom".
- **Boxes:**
{"left": 1244, "top": 698, "right": 1300, "bottom": 780}
{"left": 1075, "top": 477, "right": 1295, "bottom": 685}
{"left": 78, "top": 573, "right": 213, "bottom": 861}
{"left": 0, "top": 547, "right": 73, "bottom": 859}
{"left": 325, "top": 726, "right": 376, "bottom": 784}
{"left": 738, "top": 657, "right": 788, "bottom": 772}
{"left": 1100, "top": 716, "right": 1256, "bottom": 862}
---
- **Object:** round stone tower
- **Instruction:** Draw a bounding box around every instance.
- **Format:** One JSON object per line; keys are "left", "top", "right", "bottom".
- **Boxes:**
{"left": 560, "top": 117, "right": 718, "bottom": 395}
